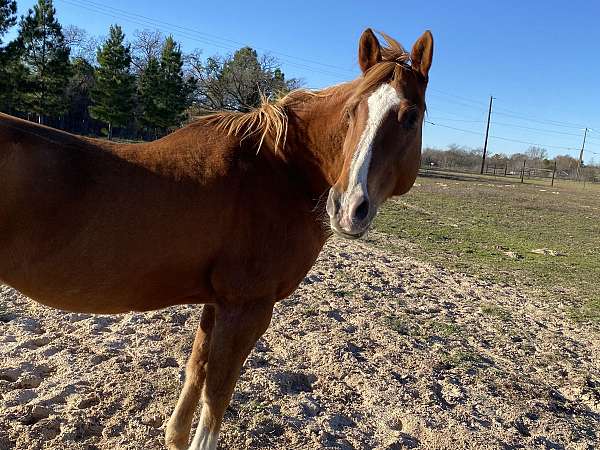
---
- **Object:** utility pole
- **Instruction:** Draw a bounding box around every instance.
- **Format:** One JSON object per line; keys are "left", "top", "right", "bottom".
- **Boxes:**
{"left": 577, "top": 127, "right": 588, "bottom": 180}
{"left": 480, "top": 96, "right": 494, "bottom": 174}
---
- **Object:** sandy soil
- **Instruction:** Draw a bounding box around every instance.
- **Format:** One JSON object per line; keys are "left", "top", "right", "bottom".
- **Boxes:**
{"left": 1, "top": 233, "right": 599, "bottom": 449}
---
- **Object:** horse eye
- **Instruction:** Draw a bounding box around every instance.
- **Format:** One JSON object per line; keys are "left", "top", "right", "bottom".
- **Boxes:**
{"left": 399, "top": 109, "right": 419, "bottom": 129}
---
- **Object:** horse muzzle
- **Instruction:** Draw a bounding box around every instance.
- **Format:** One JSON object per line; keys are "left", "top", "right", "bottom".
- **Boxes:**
{"left": 326, "top": 188, "right": 373, "bottom": 239}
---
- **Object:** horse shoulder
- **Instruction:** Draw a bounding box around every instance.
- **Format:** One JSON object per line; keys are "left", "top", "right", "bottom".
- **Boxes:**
{"left": 207, "top": 152, "right": 327, "bottom": 304}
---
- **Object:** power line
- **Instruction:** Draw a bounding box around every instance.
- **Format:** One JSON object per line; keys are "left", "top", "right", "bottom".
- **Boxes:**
{"left": 428, "top": 103, "right": 600, "bottom": 139}
{"left": 58, "top": 0, "right": 244, "bottom": 51}
{"left": 427, "top": 88, "right": 488, "bottom": 107}
{"left": 57, "top": 0, "right": 353, "bottom": 79}
{"left": 60, "top": 0, "right": 355, "bottom": 74}
{"left": 492, "top": 104, "right": 588, "bottom": 129}
{"left": 424, "top": 120, "right": 483, "bottom": 136}
{"left": 428, "top": 108, "right": 594, "bottom": 142}
{"left": 586, "top": 137, "right": 600, "bottom": 145}
{"left": 489, "top": 121, "right": 585, "bottom": 137}
{"left": 61, "top": 0, "right": 350, "bottom": 78}
{"left": 489, "top": 135, "right": 595, "bottom": 154}
{"left": 427, "top": 117, "right": 484, "bottom": 123}
{"left": 427, "top": 92, "right": 592, "bottom": 131}
{"left": 492, "top": 110, "right": 587, "bottom": 130}
{"left": 424, "top": 120, "right": 600, "bottom": 154}
{"left": 586, "top": 129, "right": 600, "bottom": 143}
{"left": 428, "top": 93, "right": 592, "bottom": 131}
{"left": 427, "top": 94, "right": 488, "bottom": 112}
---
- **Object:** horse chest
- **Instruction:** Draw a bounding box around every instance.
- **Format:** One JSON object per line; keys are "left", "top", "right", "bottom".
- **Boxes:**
{"left": 210, "top": 207, "right": 327, "bottom": 303}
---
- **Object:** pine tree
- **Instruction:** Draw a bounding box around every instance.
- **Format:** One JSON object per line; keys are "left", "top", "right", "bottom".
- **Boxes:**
{"left": 0, "top": 0, "right": 18, "bottom": 113}
{"left": 138, "top": 35, "right": 191, "bottom": 137}
{"left": 159, "top": 36, "right": 191, "bottom": 128}
{"left": 138, "top": 56, "right": 162, "bottom": 137}
{"left": 89, "top": 25, "right": 135, "bottom": 139}
{"left": 65, "top": 57, "right": 95, "bottom": 134}
{"left": 17, "top": 0, "right": 71, "bottom": 123}
{"left": 0, "top": 0, "right": 17, "bottom": 43}
{"left": 0, "top": 48, "right": 28, "bottom": 114}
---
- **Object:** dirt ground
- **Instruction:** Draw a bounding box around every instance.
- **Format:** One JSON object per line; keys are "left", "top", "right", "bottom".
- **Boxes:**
{"left": 1, "top": 232, "right": 599, "bottom": 450}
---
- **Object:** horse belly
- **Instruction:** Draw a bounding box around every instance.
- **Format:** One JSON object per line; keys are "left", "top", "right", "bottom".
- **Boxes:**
{"left": 0, "top": 189, "right": 219, "bottom": 313}
{"left": 0, "top": 228, "right": 216, "bottom": 314}
{"left": 0, "top": 147, "right": 215, "bottom": 313}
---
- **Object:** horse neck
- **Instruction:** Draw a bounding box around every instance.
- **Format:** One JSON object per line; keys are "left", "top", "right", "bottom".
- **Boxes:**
{"left": 282, "top": 82, "right": 356, "bottom": 198}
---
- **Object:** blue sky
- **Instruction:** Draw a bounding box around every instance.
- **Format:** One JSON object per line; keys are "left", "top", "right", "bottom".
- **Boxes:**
{"left": 10, "top": 0, "right": 600, "bottom": 162}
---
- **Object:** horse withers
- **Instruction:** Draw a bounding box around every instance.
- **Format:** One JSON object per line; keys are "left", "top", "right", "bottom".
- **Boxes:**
{"left": 0, "top": 28, "right": 433, "bottom": 450}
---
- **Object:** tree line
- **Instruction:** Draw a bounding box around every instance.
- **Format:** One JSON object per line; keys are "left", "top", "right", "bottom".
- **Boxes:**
{"left": 0, "top": 0, "right": 300, "bottom": 140}
{"left": 422, "top": 144, "right": 599, "bottom": 180}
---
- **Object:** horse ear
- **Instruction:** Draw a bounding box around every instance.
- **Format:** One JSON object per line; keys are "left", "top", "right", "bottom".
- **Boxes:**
{"left": 358, "top": 28, "right": 382, "bottom": 73}
{"left": 411, "top": 30, "right": 434, "bottom": 79}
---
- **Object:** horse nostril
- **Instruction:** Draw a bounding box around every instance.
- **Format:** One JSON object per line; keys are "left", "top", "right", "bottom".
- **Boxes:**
{"left": 354, "top": 199, "right": 370, "bottom": 222}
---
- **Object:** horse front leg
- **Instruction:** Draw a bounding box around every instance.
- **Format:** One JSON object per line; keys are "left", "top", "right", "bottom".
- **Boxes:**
{"left": 188, "top": 300, "right": 274, "bottom": 450}
{"left": 166, "top": 305, "right": 215, "bottom": 450}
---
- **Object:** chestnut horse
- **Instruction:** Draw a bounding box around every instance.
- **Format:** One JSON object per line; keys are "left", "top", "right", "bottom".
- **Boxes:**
{"left": 0, "top": 29, "right": 433, "bottom": 449}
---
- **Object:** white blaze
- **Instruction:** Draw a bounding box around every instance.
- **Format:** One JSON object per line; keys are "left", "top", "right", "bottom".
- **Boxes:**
{"left": 345, "top": 83, "right": 402, "bottom": 202}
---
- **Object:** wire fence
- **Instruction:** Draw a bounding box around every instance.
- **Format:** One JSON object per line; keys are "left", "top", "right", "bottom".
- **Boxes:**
{"left": 420, "top": 160, "right": 600, "bottom": 186}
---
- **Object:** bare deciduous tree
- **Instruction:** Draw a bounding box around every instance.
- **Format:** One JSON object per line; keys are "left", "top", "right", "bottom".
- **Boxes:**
{"left": 186, "top": 47, "right": 302, "bottom": 113}
{"left": 422, "top": 145, "right": 483, "bottom": 170}
{"left": 63, "top": 25, "right": 99, "bottom": 64}
{"left": 554, "top": 154, "right": 579, "bottom": 171}
{"left": 526, "top": 145, "right": 548, "bottom": 160}
{"left": 131, "top": 29, "right": 165, "bottom": 73}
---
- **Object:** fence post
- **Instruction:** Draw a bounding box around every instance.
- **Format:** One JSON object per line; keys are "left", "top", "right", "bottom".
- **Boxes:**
{"left": 551, "top": 161, "right": 556, "bottom": 187}
{"left": 521, "top": 160, "right": 526, "bottom": 183}
{"left": 504, "top": 165, "right": 507, "bottom": 176}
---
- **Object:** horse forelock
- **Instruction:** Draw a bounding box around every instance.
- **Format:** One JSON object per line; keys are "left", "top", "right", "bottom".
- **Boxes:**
{"left": 345, "top": 33, "right": 412, "bottom": 114}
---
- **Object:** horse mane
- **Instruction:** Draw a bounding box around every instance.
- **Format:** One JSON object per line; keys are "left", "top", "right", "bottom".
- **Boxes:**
{"left": 200, "top": 32, "right": 411, "bottom": 153}
{"left": 200, "top": 90, "right": 318, "bottom": 153}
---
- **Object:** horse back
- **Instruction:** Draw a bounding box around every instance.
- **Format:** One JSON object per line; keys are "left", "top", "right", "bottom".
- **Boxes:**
{"left": 0, "top": 114, "right": 232, "bottom": 311}
{"left": 0, "top": 114, "right": 95, "bottom": 237}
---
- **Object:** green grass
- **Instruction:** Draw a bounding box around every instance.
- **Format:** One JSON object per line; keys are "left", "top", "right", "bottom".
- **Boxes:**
{"left": 385, "top": 314, "right": 462, "bottom": 339}
{"left": 429, "top": 321, "right": 463, "bottom": 337}
{"left": 441, "top": 349, "right": 493, "bottom": 369}
{"left": 373, "top": 173, "right": 600, "bottom": 323}
{"left": 480, "top": 303, "right": 512, "bottom": 321}
{"left": 385, "top": 315, "right": 414, "bottom": 336}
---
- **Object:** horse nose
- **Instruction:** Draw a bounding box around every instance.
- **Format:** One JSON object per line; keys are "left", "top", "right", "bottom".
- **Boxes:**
{"left": 348, "top": 195, "right": 370, "bottom": 224}
{"left": 328, "top": 189, "right": 371, "bottom": 236}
